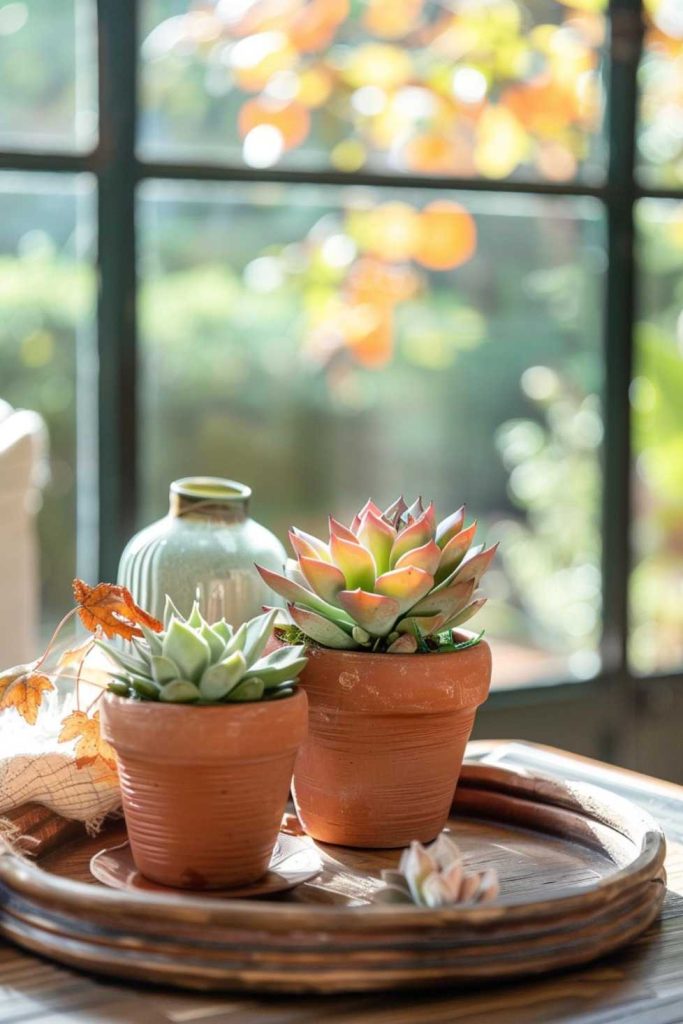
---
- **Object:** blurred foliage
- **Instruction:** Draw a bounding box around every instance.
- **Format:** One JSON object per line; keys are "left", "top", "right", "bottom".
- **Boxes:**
{"left": 0, "top": 0, "right": 96, "bottom": 148}
{"left": 639, "top": 0, "right": 683, "bottom": 188}
{"left": 630, "top": 201, "right": 683, "bottom": 673}
{"left": 140, "top": 0, "right": 607, "bottom": 181}
{"left": 494, "top": 371, "right": 602, "bottom": 677}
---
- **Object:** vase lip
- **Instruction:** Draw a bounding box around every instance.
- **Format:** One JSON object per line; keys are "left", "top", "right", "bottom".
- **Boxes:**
{"left": 170, "top": 477, "right": 252, "bottom": 503}
{"left": 169, "top": 477, "right": 252, "bottom": 521}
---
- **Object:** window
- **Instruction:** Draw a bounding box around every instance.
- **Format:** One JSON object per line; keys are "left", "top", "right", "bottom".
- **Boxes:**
{"left": 1, "top": 1, "right": 681, "bottom": 753}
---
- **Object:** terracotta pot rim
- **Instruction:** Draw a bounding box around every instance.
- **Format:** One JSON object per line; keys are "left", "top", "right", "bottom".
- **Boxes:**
{"left": 101, "top": 688, "right": 308, "bottom": 762}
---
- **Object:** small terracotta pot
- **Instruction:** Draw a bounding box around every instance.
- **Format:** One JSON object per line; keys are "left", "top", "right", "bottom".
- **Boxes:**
{"left": 291, "top": 636, "right": 491, "bottom": 848}
{"left": 100, "top": 690, "right": 307, "bottom": 889}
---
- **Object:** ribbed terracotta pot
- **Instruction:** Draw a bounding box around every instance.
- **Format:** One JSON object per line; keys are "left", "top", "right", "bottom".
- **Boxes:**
{"left": 291, "top": 636, "right": 491, "bottom": 848}
{"left": 100, "top": 690, "right": 307, "bottom": 889}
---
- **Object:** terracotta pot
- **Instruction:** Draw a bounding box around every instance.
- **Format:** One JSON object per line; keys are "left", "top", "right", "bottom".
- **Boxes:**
{"left": 100, "top": 690, "right": 307, "bottom": 889}
{"left": 291, "top": 636, "right": 491, "bottom": 848}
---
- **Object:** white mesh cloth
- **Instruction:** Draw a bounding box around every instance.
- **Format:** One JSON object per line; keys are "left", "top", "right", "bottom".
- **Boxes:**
{"left": 0, "top": 658, "right": 121, "bottom": 830}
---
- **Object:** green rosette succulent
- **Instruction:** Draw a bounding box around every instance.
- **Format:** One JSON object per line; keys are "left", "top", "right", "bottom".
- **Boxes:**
{"left": 256, "top": 496, "right": 497, "bottom": 654}
{"left": 98, "top": 600, "right": 306, "bottom": 703}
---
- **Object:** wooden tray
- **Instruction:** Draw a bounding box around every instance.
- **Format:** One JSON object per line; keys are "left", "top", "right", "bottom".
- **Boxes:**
{"left": 0, "top": 763, "right": 666, "bottom": 994}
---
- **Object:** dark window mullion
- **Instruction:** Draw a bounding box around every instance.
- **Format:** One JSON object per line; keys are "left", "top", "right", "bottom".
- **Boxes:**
{"left": 96, "top": 0, "right": 138, "bottom": 580}
{"left": 601, "top": 0, "right": 644, "bottom": 685}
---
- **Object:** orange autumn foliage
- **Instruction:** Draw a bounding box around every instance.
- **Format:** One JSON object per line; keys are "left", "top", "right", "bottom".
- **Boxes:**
{"left": 238, "top": 98, "right": 311, "bottom": 149}
{"left": 414, "top": 201, "right": 477, "bottom": 271}
{"left": 59, "top": 710, "right": 117, "bottom": 773}
{"left": 0, "top": 665, "right": 53, "bottom": 725}
{"left": 73, "top": 579, "right": 163, "bottom": 641}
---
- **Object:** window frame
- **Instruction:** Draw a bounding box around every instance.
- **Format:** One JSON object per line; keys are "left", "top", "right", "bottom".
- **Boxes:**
{"left": 1, "top": 0, "right": 680, "bottom": 767}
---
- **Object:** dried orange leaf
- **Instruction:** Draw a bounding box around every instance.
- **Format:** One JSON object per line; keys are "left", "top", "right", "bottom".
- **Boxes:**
{"left": 58, "top": 710, "right": 117, "bottom": 772}
{"left": 57, "top": 637, "right": 95, "bottom": 672}
{"left": 72, "top": 579, "right": 163, "bottom": 641}
{"left": 0, "top": 666, "right": 54, "bottom": 725}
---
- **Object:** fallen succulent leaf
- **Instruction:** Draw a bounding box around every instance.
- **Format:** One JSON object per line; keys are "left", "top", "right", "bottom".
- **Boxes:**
{"left": 73, "top": 579, "right": 163, "bottom": 641}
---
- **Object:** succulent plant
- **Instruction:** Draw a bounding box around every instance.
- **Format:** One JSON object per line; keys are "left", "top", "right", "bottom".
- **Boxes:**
{"left": 257, "top": 496, "right": 496, "bottom": 653}
{"left": 377, "top": 834, "right": 500, "bottom": 908}
{"left": 98, "top": 600, "right": 307, "bottom": 704}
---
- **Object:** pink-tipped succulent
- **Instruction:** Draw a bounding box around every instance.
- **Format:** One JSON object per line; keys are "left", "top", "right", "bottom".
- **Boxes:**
{"left": 377, "top": 834, "right": 500, "bottom": 908}
{"left": 256, "top": 496, "right": 496, "bottom": 654}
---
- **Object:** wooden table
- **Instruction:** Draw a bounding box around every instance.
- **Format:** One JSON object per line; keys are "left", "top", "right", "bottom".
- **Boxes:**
{"left": 2, "top": 741, "right": 683, "bottom": 1024}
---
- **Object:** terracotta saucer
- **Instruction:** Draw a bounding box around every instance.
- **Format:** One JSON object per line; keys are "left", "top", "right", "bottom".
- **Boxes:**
{"left": 90, "top": 833, "right": 321, "bottom": 898}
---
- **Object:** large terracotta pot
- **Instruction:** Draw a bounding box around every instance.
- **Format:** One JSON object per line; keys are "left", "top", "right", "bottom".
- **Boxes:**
{"left": 291, "top": 637, "right": 491, "bottom": 848}
{"left": 100, "top": 690, "right": 307, "bottom": 889}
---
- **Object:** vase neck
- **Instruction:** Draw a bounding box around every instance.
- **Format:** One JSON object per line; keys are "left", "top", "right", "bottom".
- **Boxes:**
{"left": 169, "top": 477, "right": 250, "bottom": 523}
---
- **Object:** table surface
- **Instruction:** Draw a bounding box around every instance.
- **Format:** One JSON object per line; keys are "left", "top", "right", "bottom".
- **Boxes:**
{"left": 2, "top": 740, "right": 683, "bottom": 1024}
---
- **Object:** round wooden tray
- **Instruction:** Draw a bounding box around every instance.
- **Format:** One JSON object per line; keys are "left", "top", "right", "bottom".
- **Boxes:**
{"left": 0, "top": 763, "right": 666, "bottom": 994}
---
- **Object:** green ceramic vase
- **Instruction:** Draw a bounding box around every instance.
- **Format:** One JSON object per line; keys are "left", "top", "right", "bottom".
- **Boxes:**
{"left": 117, "top": 477, "right": 286, "bottom": 625}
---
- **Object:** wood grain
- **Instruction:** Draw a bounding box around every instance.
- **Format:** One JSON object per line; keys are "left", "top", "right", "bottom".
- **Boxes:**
{"left": 0, "top": 760, "right": 666, "bottom": 995}
{"left": 0, "top": 741, "right": 682, "bottom": 1022}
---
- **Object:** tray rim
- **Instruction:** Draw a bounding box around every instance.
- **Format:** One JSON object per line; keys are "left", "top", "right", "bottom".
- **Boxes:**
{"left": 0, "top": 762, "right": 666, "bottom": 931}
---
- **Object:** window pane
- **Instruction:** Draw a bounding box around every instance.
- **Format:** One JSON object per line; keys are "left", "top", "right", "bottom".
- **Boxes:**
{"left": 138, "top": 182, "right": 605, "bottom": 689}
{"left": 637, "top": 1, "right": 683, "bottom": 188}
{"left": 631, "top": 200, "right": 683, "bottom": 674}
{"left": 0, "top": 173, "right": 95, "bottom": 644}
{"left": 139, "top": 0, "right": 607, "bottom": 182}
{"left": 0, "top": 0, "right": 97, "bottom": 151}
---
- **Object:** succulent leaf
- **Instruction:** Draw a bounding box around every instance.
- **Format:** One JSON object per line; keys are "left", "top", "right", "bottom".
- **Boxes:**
{"left": 187, "top": 601, "right": 203, "bottom": 629}
{"left": 212, "top": 620, "right": 233, "bottom": 643}
{"left": 337, "top": 590, "right": 401, "bottom": 636}
{"left": 159, "top": 680, "right": 201, "bottom": 703}
{"left": 151, "top": 655, "right": 179, "bottom": 685}
{"left": 407, "top": 578, "right": 475, "bottom": 618}
{"left": 330, "top": 533, "right": 376, "bottom": 591}
{"left": 162, "top": 618, "right": 210, "bottom": 682}
{"left": 139, "top": 623, "right": 163, "bottom": 655}
{"left": 440, "top": 598, "right": 487, "bottom": 630}
{"left": 328, "top": 516, "right": 360, "bottom": 544}
{"left": 389, "top": 504, "right": 436, "bottom": 567}
{"left": 394, "top": 538, "right": 441, "bottom": 576}
{"left": 229, "top": 677, "right": 265, "bottom": 702}
{"left": 350, "top": 499, "right": 383, "bottom": 534}
{"left": 299, "top": 556, "right": 346, "bottom": 606}
{"left": 199, "top": 651, "right": 246, "bottom": 701}
{"left": 245, "top": 650, "right": 308, "bottom": 684}
{"left": 199, "top": 622, "right": 227, "bottom": 661}
{"left": 163, "top": 594, "right": 184, "bottom": 629}
{"left": 386, "top": 633, "right": 419, "bottom": 654}
{"left": 452, "top": 544, "right": 499, "bottom": 586}
{"left": 435, "top": 506, "right": 466, "bottom": 548}
{"left": 256, "top": 565, "right": 355, "bottom": 627}
{"left": 242, "top": 608, "right": 279, "bottom": 667}
{"left": 435, "top": 522, "right": 478, "bottom": 584}
{"left": 355, "top": 509, "right": 396, "bottom": 575}
{"left": 382, "top": 496, "right": 408, "bottom": 528}
{"left": 288, "top": 604, "right": 358, "bottom": 649}
{"left": 289, "top": 527, "right": 331, "bottom": 562}
{"left": 94, "top": 639, "right": 150, "bottom": 678}
{"left": 375, "top": 567, "right": 434, "bottom": 613}
{"left": 130, "top": 676, "right": 161, "bottom": 700}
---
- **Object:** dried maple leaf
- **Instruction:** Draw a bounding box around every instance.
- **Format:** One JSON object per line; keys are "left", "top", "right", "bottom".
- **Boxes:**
{"left": 72, "top": 579, "right": 163, "bottom": 641}
{"left": 57, "top": 637, "right": 94, "bottom": 672}
{"left": 58, "top": 710, "right": 117, "bottom": 772}
{"left": 0, "top": 664, "right": 54, "bottom": 725}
